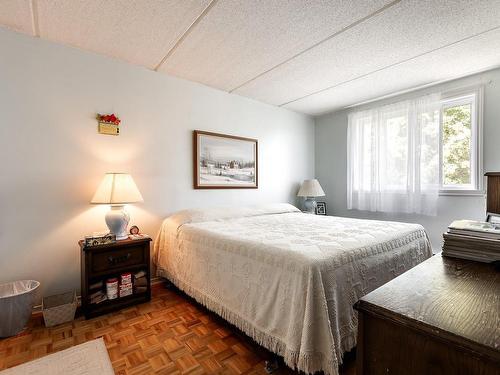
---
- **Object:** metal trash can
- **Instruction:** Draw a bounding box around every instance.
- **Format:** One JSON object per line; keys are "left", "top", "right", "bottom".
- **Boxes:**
{"left": 0, "top": 280, "right": 40, "bottom": 337}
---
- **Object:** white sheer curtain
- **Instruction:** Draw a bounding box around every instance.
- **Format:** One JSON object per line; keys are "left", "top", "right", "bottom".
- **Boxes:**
{"left": 347, "top": 95, "right": 441, "bottom": 216}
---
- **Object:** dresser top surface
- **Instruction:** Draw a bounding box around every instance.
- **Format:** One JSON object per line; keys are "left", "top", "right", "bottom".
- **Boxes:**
{"left": 79, "top": 237, "right": 151, "bottom": 250}
{"left": 358, "top": 255, "right": 499, "bottom": 352}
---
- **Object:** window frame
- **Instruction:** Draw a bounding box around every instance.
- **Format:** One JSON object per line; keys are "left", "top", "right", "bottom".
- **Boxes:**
{"left": 438, "top": 86, "right": 483, "bottom": 196}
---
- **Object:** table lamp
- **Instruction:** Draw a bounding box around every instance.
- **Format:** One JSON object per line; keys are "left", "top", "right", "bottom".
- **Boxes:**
{"left": 91, "top": 173, "right": 144, "bottom": 240}
{"left": 297, "top": 179, "right": 325, "bottom": 213}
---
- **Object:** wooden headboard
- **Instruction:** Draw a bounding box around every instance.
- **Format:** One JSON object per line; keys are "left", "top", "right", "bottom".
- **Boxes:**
{"left": 485, "top": 172, "right": 500, "bottom": 214}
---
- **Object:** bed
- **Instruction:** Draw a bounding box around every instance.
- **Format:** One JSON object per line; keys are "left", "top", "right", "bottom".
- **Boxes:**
{"left": 154, "top": 203, "right": 432, "bottom": 375}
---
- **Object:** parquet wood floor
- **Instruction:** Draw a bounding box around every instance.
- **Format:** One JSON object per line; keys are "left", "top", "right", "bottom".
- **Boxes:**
{"left": 0, "top": 283, "right": 356, "bottom": 374}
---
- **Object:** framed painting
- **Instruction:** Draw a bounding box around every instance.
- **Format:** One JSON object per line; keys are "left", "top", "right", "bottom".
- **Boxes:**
{"left": 193, "top": 130, "right": 258, "bottom": 189}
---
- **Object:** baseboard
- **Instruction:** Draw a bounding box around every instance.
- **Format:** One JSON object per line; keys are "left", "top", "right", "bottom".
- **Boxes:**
{"left": 151, "top": 276, "right": 162, "bottom": 285}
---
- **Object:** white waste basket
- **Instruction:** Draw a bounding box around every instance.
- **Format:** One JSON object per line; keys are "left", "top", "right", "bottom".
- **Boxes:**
{"left": 0, "top": 280, "right": 40, "bottom": 337}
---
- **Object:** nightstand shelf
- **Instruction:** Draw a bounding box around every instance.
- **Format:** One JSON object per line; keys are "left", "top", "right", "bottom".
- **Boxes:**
{"left": 79, "top": 237, "right": 152, "bottom": 319}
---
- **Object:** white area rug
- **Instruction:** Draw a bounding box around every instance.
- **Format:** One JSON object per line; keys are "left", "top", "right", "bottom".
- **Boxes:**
{"left": 0, "top": 338, "right": 114, "bottom": 375}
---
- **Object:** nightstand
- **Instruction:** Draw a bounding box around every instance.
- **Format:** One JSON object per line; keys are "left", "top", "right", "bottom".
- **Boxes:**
{"left": 79, "top": 237, "right": 152, "bottom": 319}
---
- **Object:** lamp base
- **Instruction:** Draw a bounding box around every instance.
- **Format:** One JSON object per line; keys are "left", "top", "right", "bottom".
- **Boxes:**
{"left": 303, "top": 198, "right": 317, "bottom": 214}
{"left": 105, "top": 205, "right": 130, "bottom": 240}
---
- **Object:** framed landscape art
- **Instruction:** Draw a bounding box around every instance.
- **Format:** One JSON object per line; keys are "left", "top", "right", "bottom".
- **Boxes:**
{"left": 193, "top": 130, "right": 258, "bottom": 189}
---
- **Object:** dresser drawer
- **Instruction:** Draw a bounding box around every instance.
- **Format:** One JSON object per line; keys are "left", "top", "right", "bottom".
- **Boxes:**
{"left": 91, "top": 245, "right": 146, "bottom": 273}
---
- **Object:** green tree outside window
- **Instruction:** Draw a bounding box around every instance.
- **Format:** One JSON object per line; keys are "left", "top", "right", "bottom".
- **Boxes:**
{"left": 442, "top": 104, "right": 472, "bottom": 186}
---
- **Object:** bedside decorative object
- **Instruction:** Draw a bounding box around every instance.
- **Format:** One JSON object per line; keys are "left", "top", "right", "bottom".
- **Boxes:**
{"left": 316, "top": 201, "right": 327, "bottom": 215}
{"left": 91, "top": 173, "right": 144, "bottom": 240}
{"left": 297, "top": 179, "right": 325, "bottom": 214}
{"left": 84, "top": 232, "right": 116, "bottom": 247}
{"left": 129, "top": 225, "right": 140, "bottom": 235}
{"left": 97, "top": 113, "right": 121, "bottom": 135}
{"left": 80, "top": 237, "right": 151, "bottom": 318}
{"left": 193, "top": 130, "right": 258, "bottom": 189}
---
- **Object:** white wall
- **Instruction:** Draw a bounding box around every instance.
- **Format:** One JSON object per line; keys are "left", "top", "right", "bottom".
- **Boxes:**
{"left": 0, "top": 28, "right": 314, "bottom": 300}
{"left": 315, "top": 68, "right": 500, "bottom": 251}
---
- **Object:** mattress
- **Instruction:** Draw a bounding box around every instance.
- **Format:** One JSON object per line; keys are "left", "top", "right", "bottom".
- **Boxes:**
{"left": 154, "top": 203, "right": 432, "bottom": 375}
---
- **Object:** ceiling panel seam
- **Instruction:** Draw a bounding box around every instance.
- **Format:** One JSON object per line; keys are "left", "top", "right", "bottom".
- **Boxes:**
{"left": 29, "top": 0, "right": 39, "bottom": 37}
{"left": 154, "top": 0, "right": 219, "bottom": 71}
{"left": 279, "top": 24, "right": 500, "bottom": 107}
{"left": 227, "top": 0, "right": 402, "bottom": 93}
{"left": 342, "top": 63, "right": 500, "bottom": 111}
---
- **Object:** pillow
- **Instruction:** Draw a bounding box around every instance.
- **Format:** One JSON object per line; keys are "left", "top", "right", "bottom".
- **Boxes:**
{"left": 167, "top": 203, "right": 300, "bottom": 230}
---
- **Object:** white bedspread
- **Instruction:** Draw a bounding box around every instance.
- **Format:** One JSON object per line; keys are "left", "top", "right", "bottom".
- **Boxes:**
{"left": 154, "top": 204, "right": 432, "bottom": 375}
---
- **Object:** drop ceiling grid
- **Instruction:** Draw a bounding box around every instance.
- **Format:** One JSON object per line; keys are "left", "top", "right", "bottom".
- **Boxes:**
{"left": 285, "top": 27, "right": 500, "bottom": 115}
{"left": 234, "top": 0, "right": 500, "bottom": 107}
{"left": 35, "top": 0, "right": 212, "bottom": 69}
{"left": 158, "top": 0, "right": 395, "bottom": 92}
{"left": 0, "top": 0, "right": 33, "bottom": 35}
{"left": 1, "top": 0, "right": 500, "bottom": 115}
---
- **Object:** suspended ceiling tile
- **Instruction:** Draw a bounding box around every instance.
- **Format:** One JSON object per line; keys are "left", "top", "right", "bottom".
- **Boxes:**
{"left": 0, "top": 0, "right": 33, "bottom": 35}
{"left": 235, "top": 0, "right": 500, "bottom": 107}
{"left": 36, "top": 0, "right": 212, "bottom": 69}
{"left": 158, "top": 0, "right": 394, "bottom": 91}
{"left": 285, "top": 28, "right": 500, "bottom": 116}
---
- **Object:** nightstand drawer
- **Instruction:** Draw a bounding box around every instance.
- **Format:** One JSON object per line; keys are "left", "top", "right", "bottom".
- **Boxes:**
{"left": 91, "top": 245, "right": 145, "bottom": 273}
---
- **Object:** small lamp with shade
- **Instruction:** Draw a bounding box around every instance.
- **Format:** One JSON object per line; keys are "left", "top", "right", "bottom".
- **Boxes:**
{"left": 91, "top": 173, "right": 143, "bottom": 240}
{"left": 297, "top": 179, "right": 325, "bottom": 214}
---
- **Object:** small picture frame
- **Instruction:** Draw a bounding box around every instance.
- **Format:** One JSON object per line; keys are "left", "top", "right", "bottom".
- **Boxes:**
{"left": 315, "top": 202, "right": 327, "bottom": 215}
{"left": 486, "top": 213, "right": 500, "bottom": 225}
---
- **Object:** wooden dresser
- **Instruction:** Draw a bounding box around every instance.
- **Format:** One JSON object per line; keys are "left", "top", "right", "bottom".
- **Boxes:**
{"left": 485, "top": 172, "right": 500, "bottom": 214}
{"left": 355, "top": 255, "right": 499, "bottom": 375}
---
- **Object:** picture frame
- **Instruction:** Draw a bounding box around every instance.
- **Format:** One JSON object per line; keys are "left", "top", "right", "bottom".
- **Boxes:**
{"left": 486, "top": 212, "right": 500, "bottom": 225}
{"left": 193, "top": 130, "right": 258, "bottom": 189}
{"left": 315, "top": 201, "right": 327, "bottom": 215}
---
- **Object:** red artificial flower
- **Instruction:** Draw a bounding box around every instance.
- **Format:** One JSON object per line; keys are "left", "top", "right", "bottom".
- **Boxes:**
{"left": 98, "top": 113, "right": 120, "bottom": 125}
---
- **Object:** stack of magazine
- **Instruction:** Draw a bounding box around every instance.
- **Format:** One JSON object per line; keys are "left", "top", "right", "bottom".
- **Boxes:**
{"left": 443, "top": 220, "right": 500, "bottom": 263}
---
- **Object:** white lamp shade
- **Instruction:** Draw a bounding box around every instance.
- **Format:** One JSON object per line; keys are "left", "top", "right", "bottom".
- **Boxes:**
{"left": 91, "top": 173, "right": 144, "bottom": 204}
{"left": 297, "top": 179, "right": 325, "bottom": 197}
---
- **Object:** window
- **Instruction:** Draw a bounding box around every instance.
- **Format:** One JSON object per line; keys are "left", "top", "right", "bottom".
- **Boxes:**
{"left": 347, "top": 87, "right": 483, "bottom": 216}
{"left": 347, "top": 95, "right": 441, "bottom": 216}
{"left": 439, "top": 90, "right": 481, "bottom": 193}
